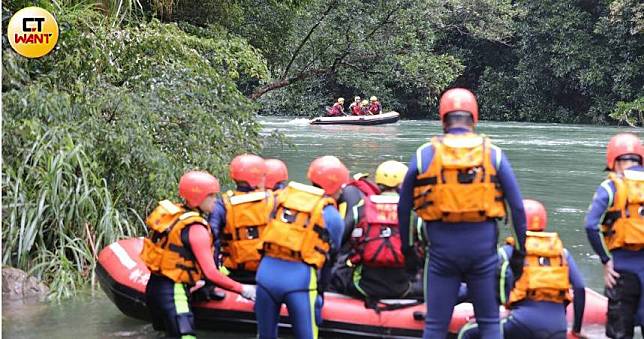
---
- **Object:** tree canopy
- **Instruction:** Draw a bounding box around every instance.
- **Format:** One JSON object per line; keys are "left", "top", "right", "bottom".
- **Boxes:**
{"left": 178, "top": 0, "right": 642, "bottom": 124}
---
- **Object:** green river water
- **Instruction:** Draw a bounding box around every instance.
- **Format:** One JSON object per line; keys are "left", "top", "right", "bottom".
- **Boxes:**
{"left": 4, "top": 117, "right": 642, "bottom": 338}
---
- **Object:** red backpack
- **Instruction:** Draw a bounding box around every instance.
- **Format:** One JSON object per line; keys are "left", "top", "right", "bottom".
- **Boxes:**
{"left": 349, "top": 194, "right": 404, "bottom": 268}
{"left": 348, "top": 178, "right": 380, "bottom": 197}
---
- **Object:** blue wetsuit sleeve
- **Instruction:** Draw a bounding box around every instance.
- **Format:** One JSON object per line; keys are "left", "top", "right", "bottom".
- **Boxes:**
{"left": 496, "top": 151, "right": 526, "bottom": 253}
{"left": 584, "top": 182, "right": 613, "bottom": 264}
{"left": 208, "top": 199, "right": 226, "bottom": 263}
{"left": 208, "top": 199, "right": 226, "bottom": 236}
{"left": 399, "top": 154, "right": 419, "bottom": 253}
{"left": 566, "top": 249, "right": 586, "bottom": 333}
{"left": 323, "top": 205, "right": 345, "bottom": 252}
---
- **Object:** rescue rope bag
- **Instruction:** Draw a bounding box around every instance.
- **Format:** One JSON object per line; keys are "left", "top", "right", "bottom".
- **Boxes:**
{"left": 259, "top": 182, "right": 336, "bottom": 269}
{"left": 508, "top": 231, "right": 571, "bottom": 305}
{"left": 140, "top": 200, "right": 210, "bottom": 284}
{"left": 601, "top": 170, "right": 644, "bottom": 251}
{"left": 221, "top": 190, "right": 274, "bottom": 271}
{"left": 413, "top": 134, "right": 506, "bottom": 223}
{"left": 350, "top": 194, "right": 404, "bottom": 268}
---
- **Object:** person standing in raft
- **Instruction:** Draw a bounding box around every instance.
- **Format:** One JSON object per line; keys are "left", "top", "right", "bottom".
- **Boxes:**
{"left": 208, "top": 154, "right": 273, "bottom": 285}
{"left": 327, "top": 98, "right": 345, "bottom": 117}
{"left": 458, "top": 199, "right": 586, "bottom": 339}
{"left": 368, "top": 96, "right": 382, "bottom": 115}
{"left": 255, "top": 156, "right": 347, "bottom": 339}
{"left": 141, "top": 171, "right": 256, "bottom": 339}
{"left": 584, "top": 133, "right": 644, "bottom": 339}
{"left": 349, "top": 96, "right": 362, "bottom": 116}
{"left": 265, "top": 158, "right": 289, "bottom": 191}
{"left": 345, "top": 160, "right": 422, "bottom": 302}
{"left": 398, "top": 88, "right": 527, "bottom": 339}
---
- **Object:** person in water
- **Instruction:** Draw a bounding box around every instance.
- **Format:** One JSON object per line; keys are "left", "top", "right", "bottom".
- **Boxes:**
{"left": 328, "top": 98, "right": 345, "bottom": 117}
{"left": 255, "top": 156, "right": 347, "bottom": 339}
{"left": 141, "top": 171, "right": 255, "bottom": 339}
{"left": 458, "top": 199, "right": 586, "bottom": 338}
{"left": 398, "top": 88, "right": 527, "bottom": 339}
{"left": 265, "top": 158, "right": 289, "bottom": 191}
{"left": 368, "top": 96, "right": 382, "bottom": 115}
{"left": 208, "top": 154, "right": 273, "bottom": 284}
{"left": 349, "top": 96, "right": 362, "bottom": 116}
{"left": 345, "top": 160, "right": 420, "bottom": 302}
{"left": 584, "top": 133, "right": 644, "bottom": 339}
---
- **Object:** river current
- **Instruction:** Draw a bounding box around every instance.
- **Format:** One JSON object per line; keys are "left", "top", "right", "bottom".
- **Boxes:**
{"left": 4, "top": 117, "right": 641, "bottom": 338}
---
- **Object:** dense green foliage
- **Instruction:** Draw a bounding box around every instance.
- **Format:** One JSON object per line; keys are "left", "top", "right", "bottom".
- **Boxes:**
{"left": 2, "top": 0, "right": 642, "bottom": 298}
{"left": 182, "top": 0, "right": 641, "bottom": 123}
{"left": 2, "top": 1, "right": 268, "bottom": 297}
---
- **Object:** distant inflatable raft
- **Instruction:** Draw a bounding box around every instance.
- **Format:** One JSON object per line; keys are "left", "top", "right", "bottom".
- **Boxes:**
{"left": 310, "top": 111, "right": 400, "bottom": 126}
{"left": 97, "top": 238, "right": 607, "bottom": 338}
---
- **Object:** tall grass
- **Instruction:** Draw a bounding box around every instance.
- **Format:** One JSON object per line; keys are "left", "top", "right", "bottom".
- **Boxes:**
{"left": 2, "top": 131, "right": 143, "bottom": 299}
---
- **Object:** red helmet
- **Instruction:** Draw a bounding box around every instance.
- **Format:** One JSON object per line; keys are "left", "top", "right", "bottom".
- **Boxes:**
{"left": 230, "top": 154, "right": 267, "bottom": 188}
{"left": 438, "top": 88, "right": 479, "bottom": 124}
{"left": 265, "top": 158, "right": 288, "bottom": 189}
{"left": 307, "top": 156, "right": 350, "bottom": 195}
{"left": 606, "top": 133, "right": 643, "bottom": 170}
{"left": 523, "top": 199, "right": 547, "bottom": 232}
{"left": 179, "top": 171, "right": 220, "bottom": 208}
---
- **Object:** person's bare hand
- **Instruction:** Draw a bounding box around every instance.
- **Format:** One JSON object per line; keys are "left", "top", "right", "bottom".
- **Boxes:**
{"left": 604, "top": 260, "right": 620, "bottom": 288}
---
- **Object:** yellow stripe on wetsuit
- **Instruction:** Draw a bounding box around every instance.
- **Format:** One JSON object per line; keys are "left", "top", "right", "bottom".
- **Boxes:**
{"left": 173, "top": 283, "right": 196, "bottom": 339}
{"left": 309, "top": 267, "right": 319, "bottom": 339}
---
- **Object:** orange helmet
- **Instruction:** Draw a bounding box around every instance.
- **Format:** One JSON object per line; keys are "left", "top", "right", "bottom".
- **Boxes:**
{"left": 606, "top": 133, "right": 643, "bottom": 170}
{"left": 438, "top": 88, "right": 479, "bottom": 124}
{"left": 230, "top": 154, "right": 267, "bottom": 188}
{"left": 179, "top": 171, "right": 220, "bottom": 208}
{"left": 265, "top": 158, "right": 288, "bottom": 190}
{"left": 523, "top": 199, "right": 547, "bottom": 231}
{"left": 307, "top": 156, "right": 350, "bottom": 195}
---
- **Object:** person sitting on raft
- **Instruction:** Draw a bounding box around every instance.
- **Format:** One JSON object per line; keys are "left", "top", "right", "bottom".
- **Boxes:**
{"left": 329, "top": 172, "right": 381, "bottom": 293}
{"left": 344, "top": 161, "right": 422, "bottom": 304}
{"left": 458, "top": 199, "right": 586, "bottom": 339}
{"left": 360, "top": 99, "right": 370, "bottom": 115}
{"left": 349, "top": 96, "right": 362, "bottom": 115}
{"left": 327, "top": 98, "right": 345, "bottom": 117}
{"left": 368, "top": 96, "right": 382, "bottom": 115}
{"left": 141, "top": 171, "right": 256, "bottom": 339}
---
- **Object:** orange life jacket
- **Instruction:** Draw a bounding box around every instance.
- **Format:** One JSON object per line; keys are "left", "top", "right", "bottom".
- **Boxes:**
{"left": 413, "top": 133, "right": 506, "bottom": 223}
{"left": 601, "top": 170, "right": 644, "bottom": 251}
{"left": 508, "top": 231, "right": 571, "bottom": 306}
{"left": 140, "top": 200, "right": 210, "bottom": 284}
{"left": 259, "top": 181, "right": 336, "bottom": 269}
{"left": 221, "top": 190, "right": 275, "bottom": 271}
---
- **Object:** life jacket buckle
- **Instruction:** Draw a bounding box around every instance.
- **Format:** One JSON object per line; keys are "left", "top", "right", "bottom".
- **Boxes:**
{"left": 380, "top": 227, "right": 392, "bottom": 238}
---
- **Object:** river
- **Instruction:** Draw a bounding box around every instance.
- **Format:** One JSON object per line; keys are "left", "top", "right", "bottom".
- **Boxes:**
{"left": 3, "top": 117, "right": 641, "bottom": 338}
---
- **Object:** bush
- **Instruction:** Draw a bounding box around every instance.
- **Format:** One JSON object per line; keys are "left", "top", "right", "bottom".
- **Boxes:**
{"left": 2, "top": 3, "right": 268, "bottom": 298}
